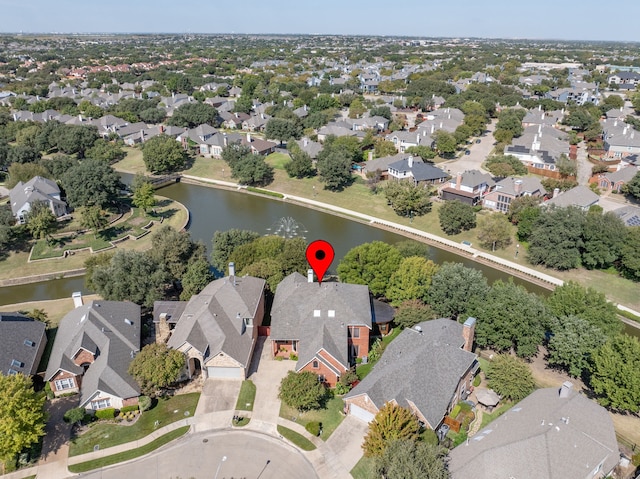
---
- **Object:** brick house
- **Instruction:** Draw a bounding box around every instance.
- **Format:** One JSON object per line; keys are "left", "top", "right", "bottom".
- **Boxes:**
{"left": 344, "top": 318, "right": 478, "bottom": 427}
{"left": 596, "top": 165, "right": 639, "bottom": 192}
{"left": 270, "top": 271, "right": 373, "bottom": 387}
{"left": 45, "top": 300, "right": 141, "bottom": 411}
{"left": 483, "top": 176, "right": 546, "bottom": 213}
{"left": 441, "top": 170, "right": 495, "bottom": 206}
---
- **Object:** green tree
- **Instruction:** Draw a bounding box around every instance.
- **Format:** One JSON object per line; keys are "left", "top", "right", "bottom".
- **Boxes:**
{"left": 132, "top": 180, "right": 156, "bottom": 213}
{"left": 386, "top": 256, "right": 439, "bottom": 306}
{"left": 90, "top": 250, "right": 170, "bottom": 307}
{"left": 128, "top": 343, "right": 185, "bottom": 396}
{"left": 232, "top": 154, "right": 274, "bottom": 186}
{"left": 467, "top": 280, "right": 547, "bottom": 358}
{"left": 495, "top": 109, "right": 525, "bottom": 138}
{"left": 484, "top": 154, "right": 528, "bottom": 177}
{"left": 241, "top": 258, "right": 284, "bottom": 292}
{"left": 384, "top": 181, "right": 432, "bottom": 218}
{"left": 52, "top": 124, "right": 100, "bottom": 158}
{"left": 563, "top": 107, "right": 598, "bottom": 132}
{"left": 142, "top": 134, "right": 187, "bottom": 174}
{"left": 589, "top": 335, "right": 640, "bottom": 412}
{"left": 348, "top": 98, "right": 367, "bottom": 118}
{"left": 581, "top": 210, "right": 626, "bottom": 270}
{"left": 86, "top": 139, "right": 126, "bottom": 163}
{"left": 545, "top": 281, "right": 622, "bottom": 338}
{"left": 477, "top": 214, "right": 512, "bottom": 251}
{"left": 547, "top": 316, "right": 606, "bottom": 378}
{"left": 180, "top": 258, "right": 214, "bottom": 300}
{"left": 622, "top": 171, "right": 640, "bottom": 200}
{"left": 26, "top": 201, "right": 57, "bottom": 242}
{"left": 265, "top": 117, "right": 302, "bottom": 144}
{"left": 211, "top": 229, "right": 260, "bottom": 272}
{"left": 433, "top": 131, "right": 457, "bottom": 157}
{"left": 83, "top": 252, "right": 114, "bottom": 291}
{"left": 486, "top": 354, "right": 535, "bottom": 402}
{"left": 528, "top": 206, "right": 586, "bottom": 270}
{"left": 395, "top": 240, "right": 429, "bottom": 259}
{"left": 0, "top": 374, "right": 46, "bottom": 464}
{"left": 374, "top": 440, "right": 450, "bottom": 479}
{"left": 438, "top": 200, "right": 476, "bottom": 235}
{"left": 278, "top": 371, "right": 327, "bottom": 411}
{"left": 394, "top": 299, "right": 436, "bottom": 329}
{"left": 405, "top": 145, "right": 436, "bottom": 160}
{"left": 316, "top": 146, "right": 353, "bottom": 191}
{"left": 80, "top": 205, "right": 108, "bottom": 238}
{"left": 168, "top": 102, "right": 219, "bottom": 128}
{"left": 427, "top": 262, "right": 489, "bottom": 320}
{"left": 63, "top": 407, "right": 86, "bottom": 425}
{"left": 508, "top": 195, "right": 542, "bottom": 224}
{"left": 62, "top": 159, "right": 122, "bottom": 209}
{"left": 148, "top": 225, "right": 205, "bottom": 281}
{"left": 337, "top": 242, "right": 403, "bottom": 297}
{"left": 362, "top": 403, "right": 421, "bottom": 458}
{"left": 556, "top": 154, "right": 577, "bottom": 178}
{"left": 284, "top": 145, "right": 314, "bottom": 179}
{"left": 373, "top": 138, "right": 398, "bottom": 158}
{"left": 620, "top": 227, "right": 640, "bottom": 281}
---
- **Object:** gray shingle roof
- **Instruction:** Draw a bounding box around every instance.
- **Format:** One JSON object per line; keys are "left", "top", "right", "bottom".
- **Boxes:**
{"left": 0, "top": 312, "right": 46, "bottom": 376}
{"left": 45, "top": 300, "right": 141, "bottom": 406}
{"left": 493, "top": 176, "right": 546, "bottom": 197}
{"left": 448, "top": 385, "right": 619, "bottom": 479}
{"left": 270, "top": 273, "right": 373, "bottom": 371}
{"left": 544, "top": 185, "right": 599, "bottom": 209}
{"left": 345, "top": 318, "right": 477, "bottom": 428}
{"left": 388, "top": 158, "right": 449, "bottom": 182}
{"left": 166, "top": 276, "right": 265, "bottom": 368}
{"left": 9, "top": 176, "right": 65, "bottom": 216}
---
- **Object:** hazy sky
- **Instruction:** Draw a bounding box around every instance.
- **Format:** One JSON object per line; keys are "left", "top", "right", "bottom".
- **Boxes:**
{"left": 1, "top": 0, "right": 639, "bottom": 42}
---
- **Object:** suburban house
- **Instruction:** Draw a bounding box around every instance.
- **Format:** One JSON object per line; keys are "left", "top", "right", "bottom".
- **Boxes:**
{"left": 158, "top": 265, "right": 266, "bottom": 380}
{"left": 544, "top": 185, "right": 599, "bottom": 211}
{"left": 294, "top": 138, "right": 323, "bottom": 160}
{"left": 608, "top": 71, "right": 640, "bottom": 89}
{"left": 388, "top": 155, "right": 449, "bottom": 187}
{"left": 241, "top": 133, "right": 277, "bottom": 156}
{"left": 344, "top": 318, "right": 478, "bottom": 427}
{"left": 448, "top": 382, "right": 619, "bottom": 479}
{"left": 45, "top": 300, "right": 141, "bottom": 411}
{"left": 270, "top": 271, "right": 373, "bottom": 387}
{"left": 614, "top": 205, "right": 640, "bottom": 227}
{"left": 601, "top": 119, "right": 640, "bottom": 159}
{"left": 441, "top": 170, "right": 495, "bottom": 206}
{"left": 0, "top": 312, "right": 47, "bottom": 376}
{"left": 386, "top": 129, "right": 432, "bottom": 153}
{"left": 521, "top": 107, "right": 564, "bottom": 128}
{"left": 9, "top": 176, "right": 67, "bottom": 224}
{"left": 483, "top": 176, "right": 546, "bottom": 213}
{"left": 505, "top": 125, "right": 570, "bottom": 172}
{"left": 361, "top": 153, "right": 420, "bottom": 180}
{"left": 596, "top": 165, "right": 639, "bottom": 192}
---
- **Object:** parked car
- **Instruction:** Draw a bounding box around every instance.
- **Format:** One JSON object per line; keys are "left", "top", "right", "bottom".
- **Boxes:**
{"left": 476, "top": 139, "right": 481, "bottom": 144}
{"left": 465, "top": 150, "right": 471, "bottom": 155}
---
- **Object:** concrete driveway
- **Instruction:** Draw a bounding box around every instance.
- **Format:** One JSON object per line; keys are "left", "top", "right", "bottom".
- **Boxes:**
{"left": 442, "top": 119, "right": 497, "bottom": 176}
{"left": 79, "top": 430, "right": 319, "bottom": 479}
{"left": 194, "top": 379, "right": 242, "bottom": 415}
{"left": 324, "top": 415, "right": 369, "bottom": 472}
{"left": 40, "top": 396, "right": 78, "bottom": 463}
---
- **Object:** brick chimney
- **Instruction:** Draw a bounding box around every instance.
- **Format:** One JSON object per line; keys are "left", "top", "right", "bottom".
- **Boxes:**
{"left": 462, "top": 317, "right": 476, "bottom": 352}
{"left": 514, "top": 179, "right": 523, "bottom": 196}
{"left": 456, "top": 172, "right": 462, "bottom": 190}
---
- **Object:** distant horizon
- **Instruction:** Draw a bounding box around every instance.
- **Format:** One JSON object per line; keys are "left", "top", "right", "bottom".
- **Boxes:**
{"left": 1, "top": 0, "right": 639, "bottom": 43}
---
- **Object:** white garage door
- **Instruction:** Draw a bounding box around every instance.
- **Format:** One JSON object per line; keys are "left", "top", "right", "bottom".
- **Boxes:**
{"left": 207, "top": 366, "right": 244, "bottom": 379}
{"left": 350, "top": 404, "right": 375, "bottom": 423}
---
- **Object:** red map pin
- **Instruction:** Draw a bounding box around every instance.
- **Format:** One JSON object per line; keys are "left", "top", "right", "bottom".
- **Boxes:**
{"left": 306, "top": 240, "right": 335, "bottom": 285}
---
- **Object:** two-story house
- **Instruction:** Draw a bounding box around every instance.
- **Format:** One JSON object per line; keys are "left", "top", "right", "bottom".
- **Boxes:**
{"left": 441, "top": 170, "right": 496, "bottom": 206}
{"left": 388, "top": 155, "right": 449, "bottom": 187}
{"left": 483, "top": 176, "right": 546, "bottom": 212}
{"left": 270, "top": 271, "right": 373, "bottom": 387}
{"left": 10, "top": 176, "right": 67, "bottom": 224}
{"left": 0, "top": 312, "right": 47, "bottom": 377}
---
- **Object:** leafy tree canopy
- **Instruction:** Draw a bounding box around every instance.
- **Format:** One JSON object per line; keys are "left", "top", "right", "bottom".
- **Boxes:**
{"left": 278, "top": 371, "right": 327, "bottom": 411}
{"left": 142, "top": 134, "right": 188, "bottom": 174}
{"left": 362, "top": 403, "right": 421, "bottom": 458}
{"left": 374, "top": 440, "right": 450, "bottom": 479}
{"left": 128, "top": 343, "right": 185, "bottom": 396}
{"left": 487, "top": 354, "right": 535, "bottom": 402}
{"left": 167, "top": 102, "right": 219, "bottom": 128}
{"left": 386, "top": 256, "right": 439, "bottom": 306}
{"left": 427, "top": 262, "right": 489, "bottom": 320}
{"left": 62, "top": 158, "right": 122, "bottom": 209}
{"left": 337, "top": 241, "right": 402, "bottom": 297}
{"left": 384, "top": 181, "right": 432, "bottom": 218}
{"left": 438, "top": 200, "right": 477, "bottom": 235}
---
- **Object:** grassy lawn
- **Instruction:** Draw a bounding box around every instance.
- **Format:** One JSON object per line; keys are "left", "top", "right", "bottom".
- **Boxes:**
{"left": 68, "top": 426, "right": 189, "bottom": 473}
{"left": 265, "top": 152, "right": 291, "bottom": 170}
{"left": 0, "top": 196, "right": 187, "bottom": 281}
{"left": 279, "top": 396, "right": 345, "bottom": 441}
{"left": 69, "top": 393, "right": 199, "bottom": 456}
{"left": 235, "top": 380, "right": 256, "bottom": 411}
{"left": 351, "top": 456, "right": 375, "bottom": 479}
{"left": 276, "top": 425, "right": 316, "bottom": 451}
{"left": 112, "top": 146, "right": 147, "bottom": 175}
{"left": 357, "top": 327, "right": 402, "bottom": 380}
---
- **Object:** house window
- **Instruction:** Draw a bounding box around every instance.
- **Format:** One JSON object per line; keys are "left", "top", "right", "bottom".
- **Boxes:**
{"left": 312, "top": 360, "right": 319, "bottom": 369}
{"left": 91, "top": 398, "right": 111, "bottom": 410}
{"left": 55, "top": 377, "right": 75, "bottom": 390}
{"left": 351, "top": 345, "right": 360, "bottom": 357}
{"left": 349, "top": 327, "right": 360, "bottom": 338}
{"left": 318, "top": 375, "right": 325, "bottom": 383}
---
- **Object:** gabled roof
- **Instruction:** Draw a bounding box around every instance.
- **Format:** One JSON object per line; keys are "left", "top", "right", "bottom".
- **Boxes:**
{"left": 345, "top": 319, "right": 476, "bottom": 428}
{"left": 456, "top": 170, "right": 495, "bottom": 189}
{"left": 493, "top": 176, "right": 546, "bottom": 197}
{"left": 0, "top": 312, "right": 46, "bottom": 376}
{"left": 544, "top": 185, "right": 599, "bottom": 209}
{"left": 166, "top": 276, "right": 265, "bottom": 368}
{"left": 603, "top": 165, "right": 639, "bottom": 184}
{"left": 614, "top": 205, "right": 640, "bottom": 227}
{"left": 45, "top": 300, "right": 141, "bottom": 406}
{"left": 270, "top": 273, "right": 373, "bottom": 371}
{"left": 389, "top": 158, "right": 449, "bottom": 182}
{"left": 9, "top": 176, "right": 65, "bottom": 216}
{"left": 448, "top": 385, "right": 619, "bottom": 479}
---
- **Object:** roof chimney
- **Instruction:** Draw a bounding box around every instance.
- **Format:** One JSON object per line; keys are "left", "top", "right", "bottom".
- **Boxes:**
{"left": 456, "top": 172, "right": 462, "bottom": 190}
{"left": 559, "top": 381, "right": 573, "bottom": 398}
{"left": 229, "top": 262, "right": 235, "bottom": 278}
{"left": 307, "top": 269, "right": 314, "bottom": 283}
{"left": 72, "top": 291, "right": 84, "bottom": 308}
{"left": 408, "top": 155, "right": 413, "bottom": 168}
{"left": 462, "top": 317, "right": 476, "bottom": 352}
{"left": 246, "top": 132, "right": 251, "bottom": 143}
{"left": 514, "top": 179, "right": 523, "bottom": 195}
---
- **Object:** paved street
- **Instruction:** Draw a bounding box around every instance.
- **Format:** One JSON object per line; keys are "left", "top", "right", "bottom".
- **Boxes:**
{"left": 78, "top": 430, "right": 318, "bottom": 479}
{"left": 441, "top": 119, "right": 497, "bottom": 176}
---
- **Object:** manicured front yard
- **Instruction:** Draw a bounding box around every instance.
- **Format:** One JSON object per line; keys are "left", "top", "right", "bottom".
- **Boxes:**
{"left": 235, "top": 380, "right": 256, "bottom": 411}
{"left": 351, "top": 456, "right": 375, "bottom": 479}
{"left": 276, "top": 425, "right": 316, "bottom": 451}
{"left": 68, "top": 426, "right": 189, "bottom": 473}
{"left": 68, "top": 393, "right": 199, "bottom": 456}
{"left": 279, "top": 396, "right": 345, "bottom": 441}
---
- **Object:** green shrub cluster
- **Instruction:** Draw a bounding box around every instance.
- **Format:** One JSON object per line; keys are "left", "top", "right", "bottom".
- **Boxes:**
{"left": 120, "top": 405, "right": 139, "bottom": 413}
{"left": 95, "top": 408, "right": 116, "bottom": 420}
{"left": 305, "top": 421, "right": 322, "bottom": 436}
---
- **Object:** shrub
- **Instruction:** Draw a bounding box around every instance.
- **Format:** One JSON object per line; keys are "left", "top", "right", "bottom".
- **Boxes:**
{"left": 289, "top": 353, "right": 298, "bottom": 361}
{"left": 421, "top": 428, "right": 439, "bottom": 446}
{"left": 450, "top": 404, "right": 462, "bottom": 418}
{"left": 305, "top": 421, "right": 322, "bottom": 436}
{"left": 473, "top": 375, "right": 481, "bottom": 387}
{"left": 64, "top": 407, "right": 86, "bottom": 424}
{"left": 275, "top": 356, "right": 284, "bottom": 361}
{"left": 138, "top": 395, "right": 152, "bottom": 412}
{"left": 120, "top": 405, "right": 139, "bottom": 413}
{"left": 95, "top": 408, "right": 116, "bottom": 420}
{"left": 44, "top": 381, "right": 54, "bottom": 400}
